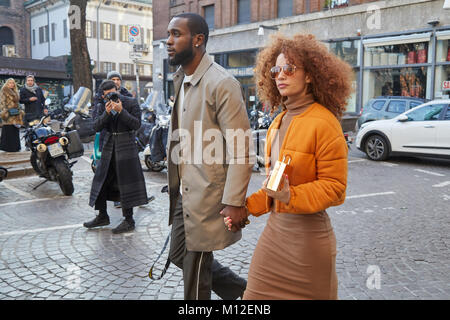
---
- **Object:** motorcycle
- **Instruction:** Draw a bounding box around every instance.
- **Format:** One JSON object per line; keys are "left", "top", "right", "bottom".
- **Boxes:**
{"left": 23, "top": 112, "right": 84, "bottom": 196}
{"left": 249, "top": 106, "right": 259, "bottom": 130}
{"left": 0, "top": 166, "right": 7, "bottom": 182}
{"left": 143, "top": 113, "right": 170, "bottom": 172}
{"left": 62, "top": 87, "right": 96, "bottom": 143}
{"left": 257, "top": 111, "right": 272, "bottom": 129}
{"left": 49, "top": 96, "right": 71, "bottom": 122}
{"left": 344, "top": 131, "right": 353, "bottom": 149}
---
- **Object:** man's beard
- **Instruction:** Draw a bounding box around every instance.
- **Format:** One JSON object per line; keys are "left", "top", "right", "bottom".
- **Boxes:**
{"left": 169, "top": 43, "right": 195, "bottom": 66}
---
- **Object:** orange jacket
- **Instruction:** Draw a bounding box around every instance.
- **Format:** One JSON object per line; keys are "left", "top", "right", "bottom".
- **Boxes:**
{"left": 246, "top": 102, "right": 348, "bottom": 216}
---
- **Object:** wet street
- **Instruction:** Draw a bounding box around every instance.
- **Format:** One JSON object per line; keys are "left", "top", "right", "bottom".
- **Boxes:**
{"left": 0, "top": 147, "right": 449, "bottom": 300}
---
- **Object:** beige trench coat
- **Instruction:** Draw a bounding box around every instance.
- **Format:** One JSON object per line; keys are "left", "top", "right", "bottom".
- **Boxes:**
{"left": 167, "top": 53, "right": 254, "bottom": 252}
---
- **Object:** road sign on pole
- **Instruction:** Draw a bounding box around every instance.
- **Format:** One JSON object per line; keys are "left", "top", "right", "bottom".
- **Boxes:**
{"left": 128, "top": 25, "right": 141, "bottom": 45}
{"left": 129, "top": 51, "right": 143, "bottom": 60}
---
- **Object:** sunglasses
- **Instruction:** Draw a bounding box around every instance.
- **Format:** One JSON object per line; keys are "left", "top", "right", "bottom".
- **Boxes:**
{"left": 270, "top": 64, "right": 297, "bottom": 79}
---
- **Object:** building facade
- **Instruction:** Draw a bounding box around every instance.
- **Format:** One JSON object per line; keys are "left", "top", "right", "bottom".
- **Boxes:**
{"left": 25, "top": 0, "right": 154, "bottom": 99}
{"left": 152, "top": 0, "right": 450, "bottom": 116}
{"left": 0, "top": 0, "right": 31, "bottom": 59}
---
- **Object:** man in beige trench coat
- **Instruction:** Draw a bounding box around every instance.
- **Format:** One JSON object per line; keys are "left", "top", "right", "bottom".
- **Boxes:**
{"left": 165, "top": 13, "right": 254, "bottom": 300}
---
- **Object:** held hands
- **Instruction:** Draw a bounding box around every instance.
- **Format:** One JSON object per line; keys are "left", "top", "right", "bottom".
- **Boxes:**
{"left": 105, "top": 99, "right": 123, "bottom": 114}
{"left": 262, "top": 173, "right": 291, "bottom": 204}
{"left": 29, "top": 97, "right": 38, "bottom": 102}
{"left": 220, "top": 205, "right": 250, "bottom": 233}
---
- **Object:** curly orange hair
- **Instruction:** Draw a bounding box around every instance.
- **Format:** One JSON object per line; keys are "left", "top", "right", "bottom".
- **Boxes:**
{"left": 255, "top": 33, "right": 354, "bottom": 119}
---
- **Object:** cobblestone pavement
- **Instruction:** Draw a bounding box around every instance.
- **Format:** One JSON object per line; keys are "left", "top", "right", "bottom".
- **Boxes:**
{"left": 0, "top": 148, "right": 449, "bottom": 300}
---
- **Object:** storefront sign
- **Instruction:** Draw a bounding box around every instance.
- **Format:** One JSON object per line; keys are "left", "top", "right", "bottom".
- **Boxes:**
{"left": 443, "top": 81, "right": 450, "bottom": 91}
{"left": 227, "top": 67, "right": 254, "bottom": 77}
{"left": 0, "top": 68, "right": 36, "bottom": 76}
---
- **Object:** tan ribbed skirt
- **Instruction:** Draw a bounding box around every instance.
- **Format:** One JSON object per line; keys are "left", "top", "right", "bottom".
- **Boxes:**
{"left": 243, "top": 211, "right": 338, "bottom": 300}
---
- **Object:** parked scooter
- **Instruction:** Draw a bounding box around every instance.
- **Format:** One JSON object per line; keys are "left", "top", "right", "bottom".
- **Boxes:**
{"left": 143, "top": 112, "right": 170, "bottom": 172}
{"left": 23, "top": 111, "right": 84, "bottom": 196}
{"left": 257, "top": 111, "right": 272, "bottom": 129}
{"left": 249, "top": 106, "right": 259, "bottom": 130}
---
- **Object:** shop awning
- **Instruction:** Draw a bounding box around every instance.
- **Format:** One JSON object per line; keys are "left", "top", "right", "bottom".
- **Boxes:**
{"left": 436, "top": 30, "right": 450, "bottom": 40}
{"left": 363, "top": 33, "right": 432, "bottom": 47}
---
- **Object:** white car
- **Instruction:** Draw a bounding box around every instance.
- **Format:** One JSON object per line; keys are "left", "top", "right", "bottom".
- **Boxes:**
{"left": 356, "top": 99, "right": 450, "bottom": 161}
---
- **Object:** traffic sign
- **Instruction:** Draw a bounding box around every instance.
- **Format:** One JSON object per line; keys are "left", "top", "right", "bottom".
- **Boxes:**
{"left": 128, "top": 25, "right": 142, "bottom": 45}
{"left": 129, "top": 51, "right": 143, "bottom": 60}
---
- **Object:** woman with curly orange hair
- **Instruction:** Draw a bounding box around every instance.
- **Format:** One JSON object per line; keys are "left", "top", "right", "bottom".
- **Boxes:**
{"left": 224, "top": 34, "right": 352, "bottom": 299}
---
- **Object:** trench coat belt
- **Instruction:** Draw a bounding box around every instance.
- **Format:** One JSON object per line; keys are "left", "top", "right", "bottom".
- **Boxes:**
{"left": 111, "top": 131, "right": 134, "bottom": 136}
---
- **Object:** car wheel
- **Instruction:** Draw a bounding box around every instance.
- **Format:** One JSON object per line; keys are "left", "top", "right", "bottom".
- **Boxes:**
{"left": 364, "top": 134, "right": 389, "bottom": 161}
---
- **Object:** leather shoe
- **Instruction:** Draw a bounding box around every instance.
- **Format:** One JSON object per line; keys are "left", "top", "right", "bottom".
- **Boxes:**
{"left": 83, "top": 215, "right": 110, "bottom": 228}
{"left": 112, "top": 219, "right": 135, "bottom": 234}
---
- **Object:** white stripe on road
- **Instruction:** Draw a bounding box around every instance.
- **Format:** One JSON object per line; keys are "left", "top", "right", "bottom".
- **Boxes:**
{"left": 348, "top": 159, "right": 366, "bottom": 163}
{"left": 346, "top": 191, "right": 396, "bottom": 199}
{"left": 380, "top": 162, "right": 398, "bottom": 167}
{"left": 1, "top": 182, "right": 35, "bottom": 200}
{"left": 0, "top": 193, "right": 90, "bottom": 208}
{"left": 432, "top": 181, "right": 450, "bottom": 188}
{"left": 0, "top": 196, "right": 69, "bottom": 208}
{"left": 81, "top": 156, "right": 92, "bottom": 164}
{"left": 0, "top": 224, "right": 83, "bottom": 237}
{"left": 413, "top": 169, "right": 445, "bottom": 177}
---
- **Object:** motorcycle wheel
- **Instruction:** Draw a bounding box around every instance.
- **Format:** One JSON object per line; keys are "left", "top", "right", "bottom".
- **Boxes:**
{"left": 54, "top": 158, "right": 74, "bottom": 196}
{"left": 30, "top": 153, "right": 44, "bottom": 176}
{"left": 145, "top": 155, "right": 165, "bottom": 172}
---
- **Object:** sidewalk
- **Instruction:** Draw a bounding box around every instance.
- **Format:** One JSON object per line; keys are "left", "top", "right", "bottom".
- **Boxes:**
{"left": 0, "top": 151, "right": 34, "bottom": 179}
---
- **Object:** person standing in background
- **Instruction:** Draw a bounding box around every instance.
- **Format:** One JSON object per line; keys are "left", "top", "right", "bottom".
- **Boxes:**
{"left": 0, "top": 79, "right": 25, "bottom": 152}
{"left": 19, "top": 75, "right": 47, "bottom": 125}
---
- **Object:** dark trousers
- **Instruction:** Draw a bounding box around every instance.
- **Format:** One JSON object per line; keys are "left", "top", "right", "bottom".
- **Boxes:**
{"left": 169, "top": 194, "right": 247, "bottom": 300}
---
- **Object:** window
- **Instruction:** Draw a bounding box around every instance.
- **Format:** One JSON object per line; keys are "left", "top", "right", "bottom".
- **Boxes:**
{"left": 406, "top": 104, "right": 445, "bottom": 121}
{"left": 147, "top": 29, "right": 152, "bottom": 45}
{"left": 39, "top": 26, "right": 49, "bottom": 43}
{"left": 331, "top": 0, "right": 349, "bottom": 8}
{"left": 39, "top": 27, "right": 44, "bottom": 44}
{"left": 32, "top": 29, "right": 36, "bottom": 46}
{"left": 277, "top": 0, "right": 293, "bottom": 18}
{"left": 227, "top": 51, "right": 256, "bottom": 68}
{"left": 102, "top": 62, "right": 115, "bottom": 73}
{"left": 444, "top": 107, "right": 450, "bottom": 120}
{"left": 203, "top": 5, "right": 214, "bottom": 30}
{"left": 51, "top": 23, "right": 56, "bottom": 41}
{"left": 435, "top": 65, "right": 450, "bottom": 99}
{"left": 371, "top": 100, "right": 386, "bottom": 111}
{"left": 86, "top": 21, "right": 93, "bottom": 38}
{"left": 63, "top": 19, "right": 68, "bottom": 38}
{"left": 329, "top": 40, "right": 359, "bottom": 66}
{"left": 364, "top": 42, "right": 430, "bottom": 67}
{"left": 237, "top": 0, "right": 251, "bottom": 24}
{"left": 363, "top": 67, "right": 428, "bottom": 107}
{"left": 0, "top": 0, "right": 10, "bottom": 7}
{"left": 120, "top": 63, "right": 133, "bottom": 75}
{"left": 386, "top": 100, "right": 406, "bottom": 113}
{"left": 101, "top": 23, "right": 115, "bottom": 40}
{"left": 120, "top": 25, "right": 128, "bottom": 42}
{"left": 436, "top": 39, "right": 450, "bottom": 63}
{"left": 409, "top": 101, "right": 422, "bottom": 109}
{"left": 137, "top": 64, "right": 146, "bottom": 76}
